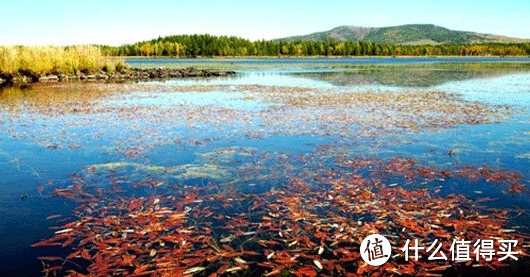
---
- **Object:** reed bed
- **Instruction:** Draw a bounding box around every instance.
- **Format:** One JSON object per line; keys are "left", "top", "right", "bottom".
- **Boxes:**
{"left": 0, "top": 45, "right": 125, "bottom": 76}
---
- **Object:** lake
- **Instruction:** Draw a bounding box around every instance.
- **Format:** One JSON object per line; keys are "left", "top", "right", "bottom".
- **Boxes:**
{"left": 1, "top": 58, "right": 530, "bottom": 276}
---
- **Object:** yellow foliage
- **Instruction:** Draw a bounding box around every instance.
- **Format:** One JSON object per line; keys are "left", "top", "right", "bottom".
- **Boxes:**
{"left": 0, "top": 45, "right": 123, "bottom": 76}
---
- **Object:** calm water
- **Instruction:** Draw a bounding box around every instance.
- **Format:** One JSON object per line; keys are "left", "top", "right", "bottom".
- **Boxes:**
{"left": 126, "top": 57, "right": 530, "bottom": 66}
{"left": 1, "top": 59, "right": 530, "bottom": 276}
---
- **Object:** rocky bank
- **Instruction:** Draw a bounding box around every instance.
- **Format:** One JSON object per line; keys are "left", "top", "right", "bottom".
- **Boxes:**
{"left": 0, "top": 68, "right": 236, "bottom": 85}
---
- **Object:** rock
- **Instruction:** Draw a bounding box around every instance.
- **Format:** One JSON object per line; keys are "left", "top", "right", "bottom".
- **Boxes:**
{"left": 95, "top": 74, "right": 109, "bottom": 80}
{"left": 0, "top": 73, "right": 14, "bottom": 84}
{"left": 80, "top": 75, "right": 96, "bottom": 80}
{"left": 15, "top": 76, "right": 31, "bottom": 83}
{"left": 1, "top": 67, "right": 235, "bottom": 86}
{"left": 18, "top": 70, "right": 39, "bottom": 82}
{"left": 38, "top": 75, "right": 59, "bottom": 82}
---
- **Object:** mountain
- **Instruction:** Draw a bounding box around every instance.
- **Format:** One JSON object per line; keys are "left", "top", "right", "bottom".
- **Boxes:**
{"left": 276, "top": 24, "right": 528, "bottom": 45}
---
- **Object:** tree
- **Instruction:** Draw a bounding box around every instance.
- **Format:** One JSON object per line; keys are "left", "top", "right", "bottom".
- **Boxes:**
{"left": 281, "top": 45, "right": 289, "bottom": 55}
{"left": 101, "top": 34, "right": 530, "bottom": 58}
{"left": 139, "top": 43, "right": 154, "bottom": 56}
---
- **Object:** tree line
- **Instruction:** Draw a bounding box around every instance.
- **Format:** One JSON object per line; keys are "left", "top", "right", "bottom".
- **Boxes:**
{"left": 100, "top": 34, "right": 530, "bottom": 57}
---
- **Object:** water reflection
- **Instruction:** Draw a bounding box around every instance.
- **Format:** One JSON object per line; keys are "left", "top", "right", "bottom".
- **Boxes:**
{"left": 0, "top": 83, "right": 118, "bottom": 115}
{"left": 294, "top": 64, "right": 530, "bottom": 88}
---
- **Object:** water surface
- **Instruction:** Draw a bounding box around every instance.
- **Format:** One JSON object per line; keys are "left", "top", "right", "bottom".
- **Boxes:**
{"left": 1, "top": 59, "right": 530, "bottom": 276}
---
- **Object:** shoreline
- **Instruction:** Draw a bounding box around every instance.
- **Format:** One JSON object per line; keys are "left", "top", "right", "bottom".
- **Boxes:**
{"left": 120, "top": 55, "right": 530, "bottom": 59}
{"left": 3, "top": 56, "right": 530, "bottom": 86}
{"left": 0, "top": 67, "right": 236, "bottom": 86}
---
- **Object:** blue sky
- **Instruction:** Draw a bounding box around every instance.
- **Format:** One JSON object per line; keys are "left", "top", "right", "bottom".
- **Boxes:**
{"left": 1, "top": 0, "right": 529, "bottom": 45}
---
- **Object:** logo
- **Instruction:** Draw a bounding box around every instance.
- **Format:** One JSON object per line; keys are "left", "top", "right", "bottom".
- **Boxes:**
{"left": 360, "top": 234, "right": 391, "bottom": 266}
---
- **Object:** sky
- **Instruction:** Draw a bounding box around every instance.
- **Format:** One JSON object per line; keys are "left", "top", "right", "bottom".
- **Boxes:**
{"left": 1, "top": 0, "right": 529, "bottom": 46}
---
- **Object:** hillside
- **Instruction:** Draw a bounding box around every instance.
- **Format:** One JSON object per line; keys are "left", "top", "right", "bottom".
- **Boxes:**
{"left": 277, "top": 24, "right": 529, "bottom": 44}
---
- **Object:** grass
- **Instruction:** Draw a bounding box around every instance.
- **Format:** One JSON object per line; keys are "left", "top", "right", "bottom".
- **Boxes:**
{"left": 0, "top": 45, "right": 125, "bottom": 77}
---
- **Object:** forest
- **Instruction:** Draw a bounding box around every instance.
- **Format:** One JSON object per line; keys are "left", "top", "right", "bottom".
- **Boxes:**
{"left": 100, "top": 34, "right": 530, "bottom": 57}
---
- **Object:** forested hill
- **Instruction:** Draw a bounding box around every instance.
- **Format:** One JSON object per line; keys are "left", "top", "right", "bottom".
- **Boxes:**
{"left": 101, "top": 34, "right": 530, "bottom": 57}
{"left": 276, "top": 24, "right": 529, "bottom": 45}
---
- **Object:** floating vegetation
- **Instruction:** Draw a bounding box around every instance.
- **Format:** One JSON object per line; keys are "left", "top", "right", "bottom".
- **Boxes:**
{"left": 33, "top": 155, "right": 530, "bottom": 277}
{"left": 1, "top": 65, "right": 530, "bottom": 276}
{"left": 0, "top": 82, "right": 512, "bottom": 154}
{"left": 86, "top": 162, "right": 233, "bottom": 182}
{"left": 196, "top": 147, "right": 257, "bottom": 164}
